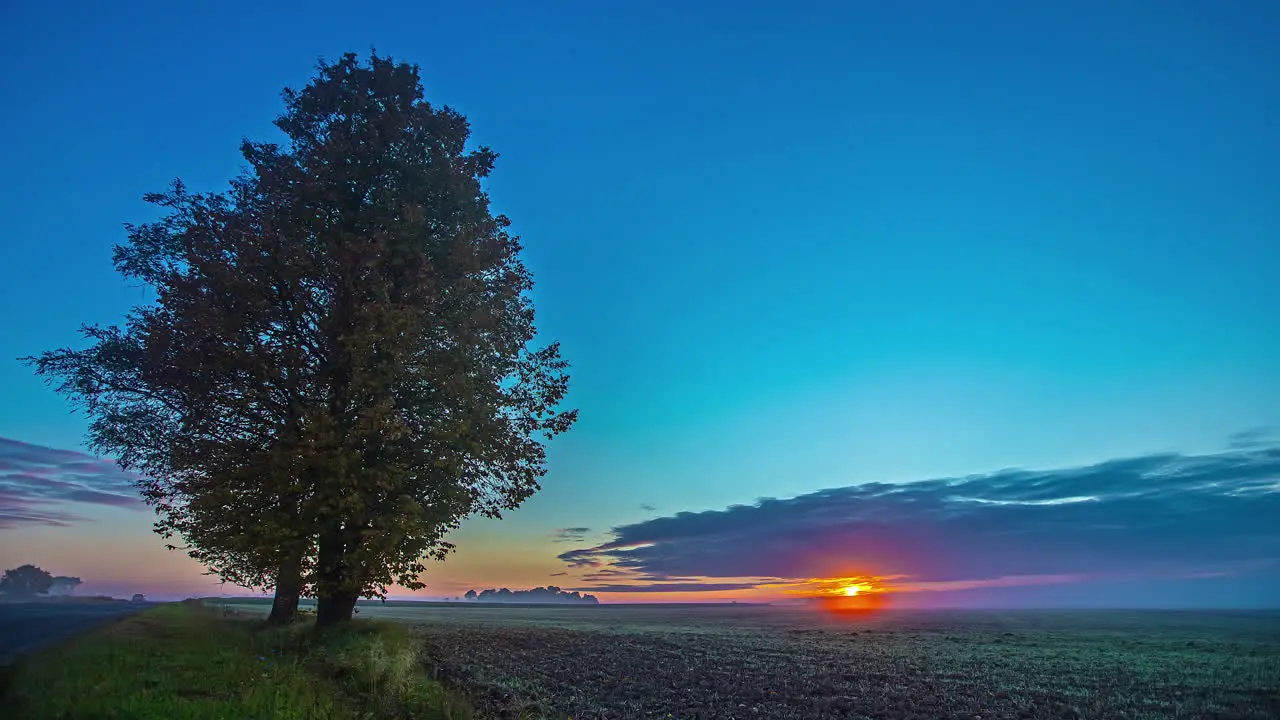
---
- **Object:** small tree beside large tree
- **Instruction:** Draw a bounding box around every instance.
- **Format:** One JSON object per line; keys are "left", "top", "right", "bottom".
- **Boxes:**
{"left": 49, "top": 576, "right": 83, "bottom": 596}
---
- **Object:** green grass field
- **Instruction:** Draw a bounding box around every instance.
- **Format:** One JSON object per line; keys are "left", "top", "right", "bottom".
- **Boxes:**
{"left": 219, "top": 600, "right": 1280, "bottom": 720}
{"left": 2, "top": 602, "right": 472, "bottom": 720}
{"left": 7, "top": 600, "right": 1278, "bottom": 719}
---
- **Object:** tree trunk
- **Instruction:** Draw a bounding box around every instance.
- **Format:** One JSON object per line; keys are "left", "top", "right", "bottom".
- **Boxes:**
{"left": 313, "top": 528, "right": 361, "bottom": 628}
{"left": 267, "top": 549, "right": 303, "bottom": 625}
{"left": 315, "top": 588, "right": 359, "bottom": 628}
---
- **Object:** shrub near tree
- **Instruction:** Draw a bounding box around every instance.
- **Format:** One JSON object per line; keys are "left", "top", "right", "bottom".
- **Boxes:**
{"left": 30, "top": 52, "right": 577, "bottom": 627}
{"left": 49, "top": 576, "right": 83, "bottom": 596}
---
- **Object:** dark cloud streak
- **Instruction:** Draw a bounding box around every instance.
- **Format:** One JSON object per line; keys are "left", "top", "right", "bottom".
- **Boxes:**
{"left": 559, "top": 445, "right": 1280, "bottom": 596}
{"left": 552, "top": 527, "right": 592, "bottom": 543}
{"left": 570, "top": 582, "right": 761, "bottom": 593}
{"left": 1228, "top": 427, "right": 1278, "bottom": 450}
{"left": 0, "top": 437, "right": 144, "bottom": 528}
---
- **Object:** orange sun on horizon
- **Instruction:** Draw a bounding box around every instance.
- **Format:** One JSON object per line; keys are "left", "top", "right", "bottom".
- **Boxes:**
{"left": 768, "top": 575, "right": 895, "bottom": 612}
{"left": 803, "top": 577, "right": 892, "bottom": 614}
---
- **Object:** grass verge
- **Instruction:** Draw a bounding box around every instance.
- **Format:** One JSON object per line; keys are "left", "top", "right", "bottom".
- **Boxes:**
{"left": 1, "top": 601, "right": 473, "bottom": 720}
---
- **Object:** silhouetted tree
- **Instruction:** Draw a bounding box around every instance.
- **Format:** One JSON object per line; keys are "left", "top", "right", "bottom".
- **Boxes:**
{"left": 464, "top": 589, "right": 477, "bottom": 601}
{"left": 30, "top": 52, "right": 576, "bottom": 628}
{"left": 0, "top": 565, "right": 55, "bottom": 597}
{"left": 251, "top": 53, "right": 576, "bottom": 627}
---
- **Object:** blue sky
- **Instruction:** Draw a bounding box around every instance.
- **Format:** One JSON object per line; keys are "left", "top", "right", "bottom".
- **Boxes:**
{"left": 1, "top": 1, "right": 1277, "bottom": 604}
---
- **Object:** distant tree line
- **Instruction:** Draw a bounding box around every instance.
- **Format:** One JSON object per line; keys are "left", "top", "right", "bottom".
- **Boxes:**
{"left": 462, "top": 586, "right": 598, "bottom": 604}
{"left": 26, "top": 52, "right": 576, "bottom": 628}
{"left": 0, "top": 565, "right": 82, "bottom": 598}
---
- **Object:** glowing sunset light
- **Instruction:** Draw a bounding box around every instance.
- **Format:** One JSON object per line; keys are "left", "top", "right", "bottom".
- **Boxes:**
{"left": 773, "top": 576, "right": 896, "bottom": 614}
{"left": 796, "top": 576, "right": 891, "bottom": 597}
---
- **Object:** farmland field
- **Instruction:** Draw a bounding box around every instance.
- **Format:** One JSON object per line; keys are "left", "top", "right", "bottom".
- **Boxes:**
{"left": 219, "top": 600, "right": 1280, "bottom": 719}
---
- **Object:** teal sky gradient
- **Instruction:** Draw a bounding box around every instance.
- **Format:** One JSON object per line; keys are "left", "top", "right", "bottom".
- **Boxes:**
{"left": 1, "top": 1, "right": 1277, "bottom": 602}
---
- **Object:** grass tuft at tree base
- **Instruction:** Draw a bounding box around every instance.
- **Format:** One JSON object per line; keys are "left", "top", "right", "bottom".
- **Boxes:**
{"left": 1, "top": 601, "right": 473, "bottom": 719}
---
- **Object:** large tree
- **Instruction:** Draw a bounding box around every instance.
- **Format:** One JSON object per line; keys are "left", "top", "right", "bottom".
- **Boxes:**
{"left": 31, "top": 52, "right": 576, "bottom": 627}
{"left": 264, "top": 52, "right": 577, "bottom": 626}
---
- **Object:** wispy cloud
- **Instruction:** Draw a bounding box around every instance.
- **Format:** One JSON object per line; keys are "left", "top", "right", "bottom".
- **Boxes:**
{"left": 894, "top": 573, "right": 1089, "bottom": 593}
{"left": 559, "top": 445, "right": 1280, "bottom": 599}
{"left": 569, "top": 582, "right": 762, "bottom": 593}
{"left": 1227, "top": 427, "right": 1277, "bottom": 450}
{"left": 552, "top": 527, "right": 592, "bottom": 543}
{"left": 0, "top": 438, "right": 144, "bottom": 528}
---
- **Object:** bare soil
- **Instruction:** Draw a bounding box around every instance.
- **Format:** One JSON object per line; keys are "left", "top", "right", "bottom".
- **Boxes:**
{"left": 408, "top": 606, "right": 1280, "bottom": 720}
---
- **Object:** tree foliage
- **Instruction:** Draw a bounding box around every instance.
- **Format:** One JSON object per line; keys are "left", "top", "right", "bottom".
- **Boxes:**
{"left": 30, "top": 182, "right": 316, "bottom": 608}
{"left": 29, "top": 52, "right": 576, "bottom": 625}
{"left": 0, "top": 565, "right": 55, "bottom": 597}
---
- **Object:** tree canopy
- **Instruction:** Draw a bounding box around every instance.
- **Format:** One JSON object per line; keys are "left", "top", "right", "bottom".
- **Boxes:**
{"left": 0, "top": 565, "right": 55, "bottom": 597}
{"left": 29, "top": 52, "right": 576, "bottom": 626}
